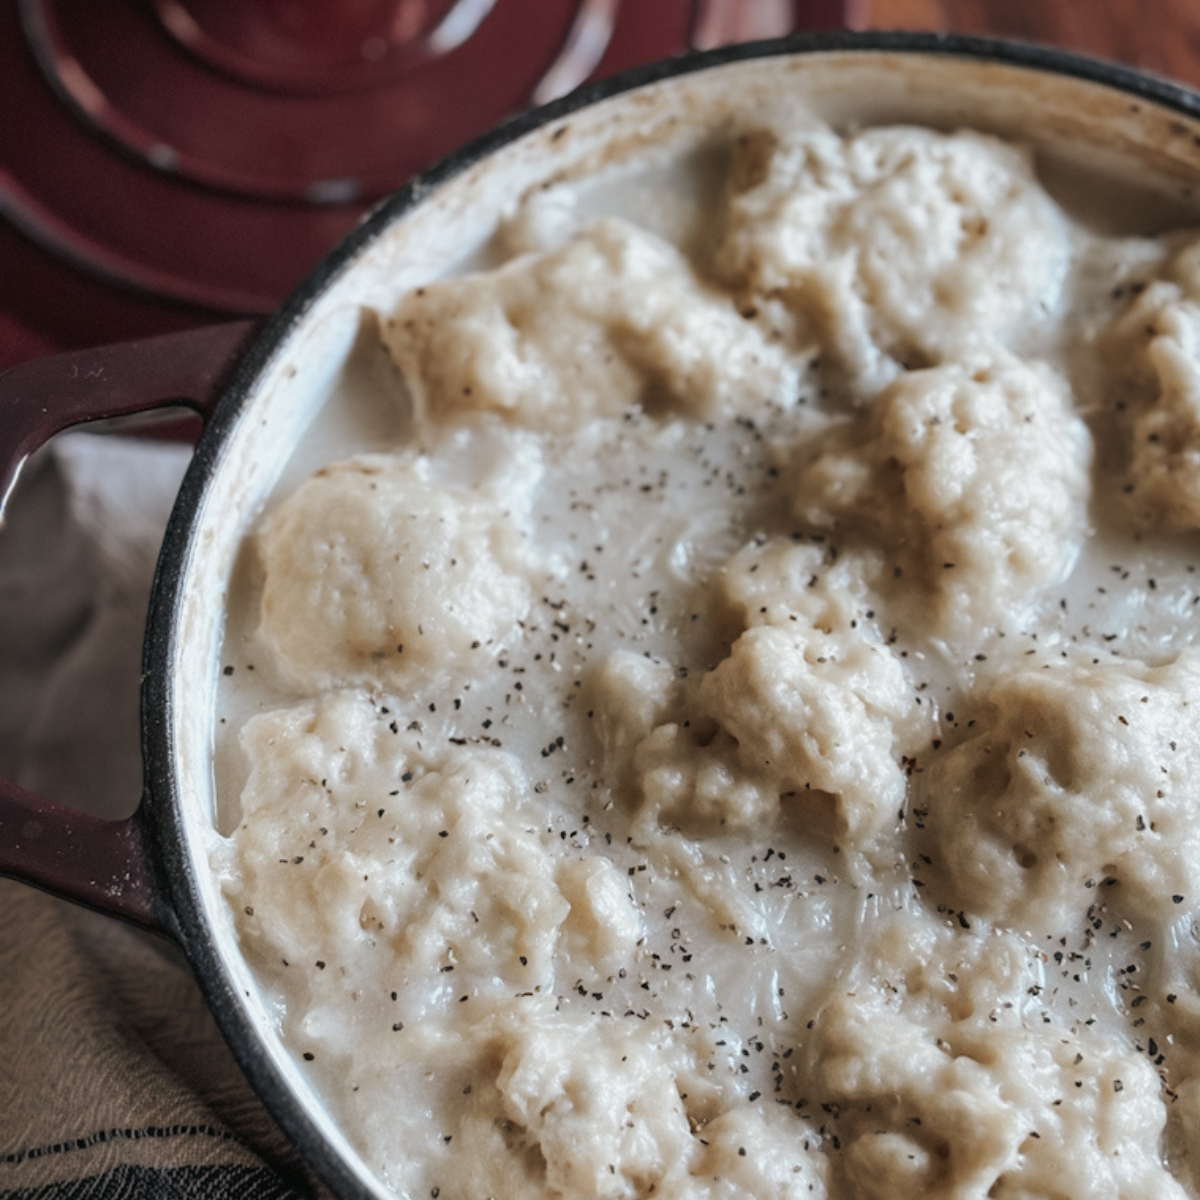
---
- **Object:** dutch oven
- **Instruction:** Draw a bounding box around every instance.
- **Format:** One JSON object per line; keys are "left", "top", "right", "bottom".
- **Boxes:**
{"left": 4, "top": 31, "right": 1200, "bottom": 1200}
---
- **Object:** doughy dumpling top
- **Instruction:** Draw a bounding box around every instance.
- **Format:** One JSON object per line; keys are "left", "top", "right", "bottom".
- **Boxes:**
{"left": 384, "top": 217, "right": 798, "bottom": 430}
{"left": 803, "top": 920, "right": 1185, "bottom": 1200}
{"left": 412, "top": 1001, "right": 828, "bottom": 1200}
{"left": 1104, "top": 236, "right": 1200, "bottom": 530}
{"left": 257, "top": 453, "right": 535, "bottom": 690}
{"left": 794, "top": 347, "right": 1092, "bottom": 643}
{"left": 592, "top": 543, "right": 927, "bottom": 859}
{"left": 717, "top": 125, "right": 1069, "bottom": 395}
{"left": 223, "top": 690, "right": 645, "bottom": 1006}
{"left": 922, "top": 649, "right": 1200, "bottom": 933}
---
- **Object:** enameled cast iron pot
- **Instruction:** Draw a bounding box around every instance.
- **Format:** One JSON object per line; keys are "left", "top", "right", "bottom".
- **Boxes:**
{"left": 6, "top": 31, "right": 1200, "bottom": 1200}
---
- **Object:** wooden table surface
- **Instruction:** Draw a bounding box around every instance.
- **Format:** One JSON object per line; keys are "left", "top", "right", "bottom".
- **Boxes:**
{"left": 864, "top": 0, "right": 1200, "bottom": 89}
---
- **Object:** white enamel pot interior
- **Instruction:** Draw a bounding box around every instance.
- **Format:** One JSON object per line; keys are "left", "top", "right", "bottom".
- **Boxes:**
{"left": 141, "top": 31, "right": 1200, "bottom": 1200}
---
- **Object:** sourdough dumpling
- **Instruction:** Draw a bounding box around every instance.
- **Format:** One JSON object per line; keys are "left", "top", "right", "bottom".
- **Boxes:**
{"left": 257, "top": 454, "right": 533, "bottom": 688}
{"left": 223, "top": 691, "right": 572, "bottom": 995}
{"left": 384, "top": 217, "right": 798, "bottom": 429}
{"left": 795, "top": 348, "right": 1091, "bottom": 642}
{"left": 487, "top": 1016, "right": 695, "bottom": 1200}
{"left": 717, "top": 125, "right": 1068, "bottom": 394}
{"left": 685, "top": 1107, "right": 828, "bottom": 1200}
{"left": 804, "top": 921, "right": 1185, "bottom": 1200}
{"left": 1104, "top": 237, "right": 1200, "bottom": 530}
{"left": 594, "top": 547, "right": 924, "bottom": 854}
{"left": 924, "top": 650, "right": 1200, "bottom": 933}
{"left": 442, "top": 1008, "right": 826, "bottom": 1200}
{"left": 688, "top": 620, "right": 917, "bottom": 840}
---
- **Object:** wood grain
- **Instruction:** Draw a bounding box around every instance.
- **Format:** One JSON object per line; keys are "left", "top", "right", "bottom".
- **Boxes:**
{"left": 865, "top": 0, "right": 1200, "bottom": 89}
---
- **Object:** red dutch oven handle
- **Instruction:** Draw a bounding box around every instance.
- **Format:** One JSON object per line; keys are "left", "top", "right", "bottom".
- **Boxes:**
{"left": 0, "top": 320, "right": 258, "bottom": 934}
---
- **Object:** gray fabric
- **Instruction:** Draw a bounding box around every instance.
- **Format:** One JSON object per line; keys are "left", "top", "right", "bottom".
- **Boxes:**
{"left": 0, "top": 436, "right": 323, "bottom": 1199}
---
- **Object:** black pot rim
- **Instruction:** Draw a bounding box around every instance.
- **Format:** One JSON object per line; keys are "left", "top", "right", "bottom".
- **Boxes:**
{"left": 141, "top": 28, "right": 1200, "bottom": 1200}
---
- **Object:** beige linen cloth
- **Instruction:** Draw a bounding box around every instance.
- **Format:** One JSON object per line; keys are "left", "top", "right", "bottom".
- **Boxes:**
{"left": 0, "top": 435, "right": 327, "bottom": 1199}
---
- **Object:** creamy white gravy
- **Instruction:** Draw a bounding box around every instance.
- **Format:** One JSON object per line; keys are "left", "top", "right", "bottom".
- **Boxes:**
{"left": 212, "top": 116, "right": 1200, "bottom": 1200}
